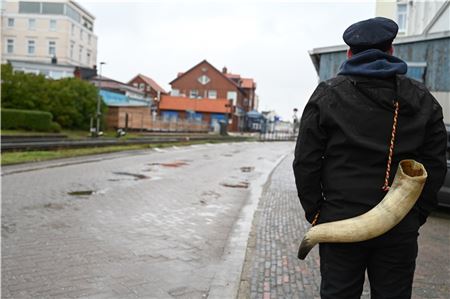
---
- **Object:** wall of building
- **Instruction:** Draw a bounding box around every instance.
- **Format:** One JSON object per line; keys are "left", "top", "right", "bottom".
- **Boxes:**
{"left": 375, "top": 0, "right": 449, "bottom": 36}
{"left": 129, "top": 77, "right": 159, "bottom": 99}
{"left": 316, "top": 37, "right": 450, "bottom": 91}
{"left": 429, "top": 4, "right": 450, "bottom": 34}
{"left": 433, "top": 91, "right": 450, "bottom": 123}
{"left": 171, "top": 61, "right": 245, "bottom": 107}
{"left": 314, "top": 36, "right": 450, "bottom": 122}
{"left": 403, "top": 0, "right": 447, "bottom": 35}
{"left": 106, "top": 106, "right": 152, "bottom": 130}
{"left": 1, "top": 0, "right": 97, "bottom": 67}
{"left": 375, "top": 0, "right": 396, "bottom": 20}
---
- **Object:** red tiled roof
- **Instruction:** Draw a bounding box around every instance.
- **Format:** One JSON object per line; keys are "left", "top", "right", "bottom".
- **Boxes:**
{"left": 225, "top": 73, "right": 241, "bottom": 79}
{"left": 241, "top": 78, "right": 255, "bottom": 89}
{"left": 159, "top": 95, "right": 231, "bottom": 113}
{"left": 129, "top": 74, "right": 167, "bottom": 94}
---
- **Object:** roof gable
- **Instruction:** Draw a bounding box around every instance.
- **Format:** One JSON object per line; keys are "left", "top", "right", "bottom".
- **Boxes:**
{"left": 169, "top": 59, "right": 241, "bottom": 90}
{"left": 128, "top": 74, "right": 167, "bottom": 94}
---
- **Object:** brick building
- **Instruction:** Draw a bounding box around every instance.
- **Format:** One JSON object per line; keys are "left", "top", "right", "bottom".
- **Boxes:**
{"left": 168, "top": 60, "right": 257, "bottom": 131}
{"left": 128, "top": 73, "right": 167, "bottom": 100}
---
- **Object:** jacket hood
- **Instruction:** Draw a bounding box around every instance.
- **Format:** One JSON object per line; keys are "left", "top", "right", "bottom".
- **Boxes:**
{"left": 341, "top": 75, "right": 426, "bottom": 116}
{"left": 338, "top": 49, "right": 408, "bottom": 78}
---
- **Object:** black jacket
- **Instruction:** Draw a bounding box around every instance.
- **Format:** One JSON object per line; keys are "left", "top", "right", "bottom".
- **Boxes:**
{"left": 293, "top": 75, "right": 447, "bottom": 232}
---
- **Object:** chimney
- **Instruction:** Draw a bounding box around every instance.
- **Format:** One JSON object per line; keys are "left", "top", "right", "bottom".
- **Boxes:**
{"left": 222, "top": 66, "right": 227, "bottom": 74}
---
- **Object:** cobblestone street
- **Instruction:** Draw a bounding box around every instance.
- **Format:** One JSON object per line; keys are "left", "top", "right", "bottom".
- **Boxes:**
{"left": 238, "top": 155, "right": 450, "bottom": 299}
{"left": 2, "top": 141, "right": 449, "bottom": 298}
{"left": 2, "top": 142, "right": 291, "bottom": 299}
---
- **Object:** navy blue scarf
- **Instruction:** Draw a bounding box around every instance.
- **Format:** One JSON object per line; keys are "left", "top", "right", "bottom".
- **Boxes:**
{"left": 338, "top": 49, "right": 407, "bottom": 78}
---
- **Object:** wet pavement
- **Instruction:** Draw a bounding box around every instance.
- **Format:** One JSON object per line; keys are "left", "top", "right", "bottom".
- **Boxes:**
{"left": 238, "top": 155, "right": 450, "bottom": 299}
{"left": 3, "top": 141, "right": 449, "bottom": 299}
{"left": 1, "top": 142, "right": 292, "bottom": 299}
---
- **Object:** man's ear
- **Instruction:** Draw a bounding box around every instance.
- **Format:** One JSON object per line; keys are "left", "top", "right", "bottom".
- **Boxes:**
{"left": 347, "top": 48, "right": 353, "bottom": 58}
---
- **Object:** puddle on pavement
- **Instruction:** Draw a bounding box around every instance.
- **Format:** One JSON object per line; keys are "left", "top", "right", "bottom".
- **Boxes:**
{"left": 2, "top": 223, "right": 16, "bottom": 234}
{"left": 222, "top": 154, "right": 233, "bottom": 157}
{"left": 240, "top": 166, "right": 255, "bottom": 173}
{"left": 43, "top": 203, "right": 65, "bottom": 210}
{"left": 221, "top": 181, "right": 249, "bottom": 189}
{"left": 68, "top": 190, "right": 94, "bottom": 196}
{"left": 112, "top": 172, "right": 150, "bottom": 180}
{"left": 147, "top": 161, "right": 189, "bottom": 168}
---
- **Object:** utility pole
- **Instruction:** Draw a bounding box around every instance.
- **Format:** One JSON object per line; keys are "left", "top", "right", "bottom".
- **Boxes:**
{"left": 96, "top": 61, "right": 106, "bottom": 136}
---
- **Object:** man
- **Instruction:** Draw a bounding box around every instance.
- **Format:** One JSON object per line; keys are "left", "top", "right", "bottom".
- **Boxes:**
{"left": 293, "top": 17, "right": 447, "bottom": 299}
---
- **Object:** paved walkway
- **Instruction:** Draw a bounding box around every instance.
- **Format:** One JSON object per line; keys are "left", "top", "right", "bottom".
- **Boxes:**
{"left": 1, "top": 142, "right": 291, "bottom": 299}
{"left": 238, "top": 155, "right": 450, "bottom": 299}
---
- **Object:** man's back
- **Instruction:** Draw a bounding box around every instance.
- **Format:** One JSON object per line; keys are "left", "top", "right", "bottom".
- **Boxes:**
{"left": 293, "top": 16, "right": 447, "bottom": 299}
{"left": 295, "top": 74, "right": 446, "bottom": 231}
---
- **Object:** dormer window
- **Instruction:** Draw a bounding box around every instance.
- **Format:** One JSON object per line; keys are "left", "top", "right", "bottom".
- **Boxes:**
{"left": 198, "top": 75, "right": 210, "bottom": 85}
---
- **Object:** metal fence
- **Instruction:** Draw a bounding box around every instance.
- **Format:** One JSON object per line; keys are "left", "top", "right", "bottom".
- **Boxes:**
{"left": 147, "top": 118, "right": 210, "bottom": 133}
{"left": 259, "top": 131, "right": 297, "bottom": 141}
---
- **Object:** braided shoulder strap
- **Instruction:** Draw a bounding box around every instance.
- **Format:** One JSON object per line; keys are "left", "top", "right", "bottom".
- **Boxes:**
{"left": 311, "top": 101, "right": 400, "bottom": 226}
{"left": 381, "top": 101, "right": 400, "bottom": 192}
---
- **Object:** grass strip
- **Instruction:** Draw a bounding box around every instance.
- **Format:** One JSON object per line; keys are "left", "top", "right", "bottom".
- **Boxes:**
{"left": 1, "top": 138, "right": 252, "bottom": 166}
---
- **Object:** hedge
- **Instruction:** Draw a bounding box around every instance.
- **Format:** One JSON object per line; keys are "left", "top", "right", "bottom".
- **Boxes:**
{"left": 1, "top": 108, "right": 61, "bottom": 132}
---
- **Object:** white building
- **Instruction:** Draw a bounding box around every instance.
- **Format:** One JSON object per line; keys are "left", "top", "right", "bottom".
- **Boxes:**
{"left": 376, "top": 0, "right": 449, "bottom": 36}
{"left": 1, "top": 0, "right": 97, "bottom": 78}
{"left": 375, "top": 0, "right": 450, "bottom": 121}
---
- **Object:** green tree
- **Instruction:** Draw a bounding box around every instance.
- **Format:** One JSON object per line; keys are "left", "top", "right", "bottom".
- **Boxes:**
{"left": 1, "top": 63, "right": 107, "bottom": 130}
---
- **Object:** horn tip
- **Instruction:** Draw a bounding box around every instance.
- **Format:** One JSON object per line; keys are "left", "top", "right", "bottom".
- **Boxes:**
{"left": 297, "top": 236, "right": 315, "bottom": 260}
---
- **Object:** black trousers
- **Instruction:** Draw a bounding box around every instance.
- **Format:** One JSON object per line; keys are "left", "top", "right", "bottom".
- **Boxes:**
{"left": 319, "top": 231, "right": 419, "bottom": 299}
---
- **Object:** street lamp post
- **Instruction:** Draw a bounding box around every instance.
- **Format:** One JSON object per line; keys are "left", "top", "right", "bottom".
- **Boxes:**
{"left": 96, "top": 61, "right": 106, "bottom": 136}
{"left": 293, "top": 108, "right": 298, "bottom": 136}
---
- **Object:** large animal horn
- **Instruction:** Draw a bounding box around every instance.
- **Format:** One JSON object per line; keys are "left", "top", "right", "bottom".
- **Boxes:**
{"left": 298, "top": 160, "right": 427, "bottom": 260}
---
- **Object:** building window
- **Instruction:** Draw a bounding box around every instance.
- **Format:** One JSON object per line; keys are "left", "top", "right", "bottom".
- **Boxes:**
{"left": 19, "top": 2, "right": 41, "bottom": 14}
{"left": 27, "top": 40, "right": 36, "bottom": 55}
{"left": 6, "top": 39, "right": 14, "bottom": 54}
{"left": 48, "top": 41, "right": 56, "bottom": 56}
{"left": 7, "top": 18, "right": 14, "bottom": 27}
{"left": 80, "top": 29, "right": 83, "bottom": 40}
{"left": 190, "top": 89, "right": 199, "bottom": 98}
{"left": 66, "top": 5, "right": 81, "bottom": 22}
{"left": 71, "top": 24, "right": 75, "bottom": 36}
{"left": 171, "top": 89, "right": 180, "bottom": 96}
{"left": 198, "top": 75, "right": 210, "bottom": 85}
{"left": 49, "top": 19, "right": 57, "bottom": 31}
{"left": 227, "top": 91, "right": 237, "bottom": 105}
{"left": 88, "top": 34, "right": 91, "bottom": 45}
{"left": 208, "top": 90, "right": 217, "bottom": 99}
{"left": 87, "top": 52, "right": 91, "bottom": 65}
{"left": 146, "top": 86, "right": 151, "bottom": 92}
{"left": 79, "top": 46, "right": 83, "bottom": 62}
{"left": 70, "top": 42, "right": 74, "bottom": 58}
{"left": 28, "top": 18, "right": 36, "bottom": 30}
{"left": 138, "top": 83, "right": 144, "bottom": 90}
{"left": 397, "top": 3, "right": 407, "bottom": 33}
{"left": 42, "top": 3, "right": 64, "bottom": 15}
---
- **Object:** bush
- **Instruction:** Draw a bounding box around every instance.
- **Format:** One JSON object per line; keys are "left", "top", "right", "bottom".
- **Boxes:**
{"left": 1, "top": 63, "right": 105, "bottom": 130}
{"left": 1, "top": 108, "right": 61, "bottom": 132}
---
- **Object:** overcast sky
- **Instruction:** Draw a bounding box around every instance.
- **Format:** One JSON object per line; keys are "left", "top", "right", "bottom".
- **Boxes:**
{"left": 78, "top": 0, "right": 376, "bottom": 120}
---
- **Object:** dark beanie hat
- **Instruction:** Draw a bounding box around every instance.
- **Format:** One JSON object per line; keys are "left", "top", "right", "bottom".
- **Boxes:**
{"left": 343, "top": 17, "right": 398, "bottom": 54}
